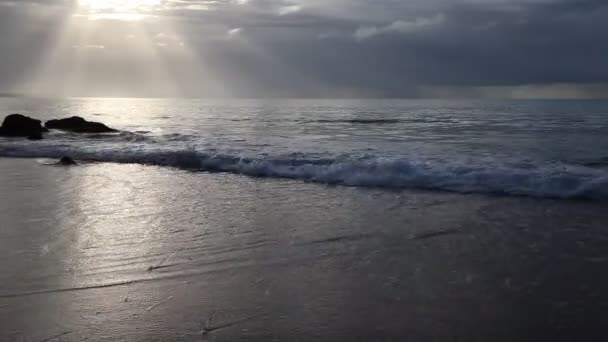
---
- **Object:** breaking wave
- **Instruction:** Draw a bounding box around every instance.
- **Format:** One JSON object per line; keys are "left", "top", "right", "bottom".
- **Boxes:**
{"left": 1, "top": 139, "right": 607, "bottom": 200}
{"left": 310, "top": 119, "right": 402, "bottom": 124}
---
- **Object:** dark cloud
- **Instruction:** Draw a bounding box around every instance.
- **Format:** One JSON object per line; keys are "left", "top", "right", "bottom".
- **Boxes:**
{"left": 0, "top": 0, "right": 606, "bottom": 97}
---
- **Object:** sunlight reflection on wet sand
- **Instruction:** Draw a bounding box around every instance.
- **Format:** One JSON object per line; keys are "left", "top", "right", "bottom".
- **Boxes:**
{"left": 1, "top": 158, "right": 608, "bottom": 341}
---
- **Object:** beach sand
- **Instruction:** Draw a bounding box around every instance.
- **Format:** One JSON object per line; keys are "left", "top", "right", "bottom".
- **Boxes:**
{"left": 1, "top": 158, "right": 608, "bottom": 341}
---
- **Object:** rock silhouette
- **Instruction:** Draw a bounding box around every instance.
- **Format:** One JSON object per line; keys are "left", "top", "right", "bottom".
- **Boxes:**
{"left": 58, "top": 156, "right": 77, "bottom": 166}
{"left": 45, "top": 116, "right": 116, "bottom": 133}
{"left": 0, "top": 114, "right": 48, "bottom": 138}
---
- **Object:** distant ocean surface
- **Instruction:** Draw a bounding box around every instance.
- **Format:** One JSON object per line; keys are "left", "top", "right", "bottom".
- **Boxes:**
{"left": 1, "top": 97, "right": 608, "bottom": 199}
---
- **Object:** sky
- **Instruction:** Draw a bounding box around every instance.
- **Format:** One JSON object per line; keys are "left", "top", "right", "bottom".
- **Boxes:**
{"left": 0, "top": 0, "right": 607, "bottom": 98}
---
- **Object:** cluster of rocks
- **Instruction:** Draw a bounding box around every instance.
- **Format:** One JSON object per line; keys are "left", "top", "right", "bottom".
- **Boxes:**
{"left": 0, "top": 114, "right": 116, "bottom": 140}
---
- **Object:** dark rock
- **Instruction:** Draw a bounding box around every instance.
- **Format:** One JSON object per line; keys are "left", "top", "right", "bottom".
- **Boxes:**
{"left": 0, "top": 114, "right": 48, "bottom": 137}
{"left": 58, "top": 156, "right": 77, "bottom": 165}
{"left": 45, "top": 116, "right": 116, "bottom": 133}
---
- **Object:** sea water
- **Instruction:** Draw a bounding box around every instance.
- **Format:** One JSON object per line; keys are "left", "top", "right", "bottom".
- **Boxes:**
{"left": 1, "top": 97, "right": 607, "bottom": 199}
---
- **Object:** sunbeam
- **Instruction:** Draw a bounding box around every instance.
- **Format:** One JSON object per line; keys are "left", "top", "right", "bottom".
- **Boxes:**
{"left": 19, "top": 0, "right": 205, "bottom": 97}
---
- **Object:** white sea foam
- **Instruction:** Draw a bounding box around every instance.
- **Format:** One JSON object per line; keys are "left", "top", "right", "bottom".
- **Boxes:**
{"left": 1, "top": 138, "right": 607, "bottom": 200}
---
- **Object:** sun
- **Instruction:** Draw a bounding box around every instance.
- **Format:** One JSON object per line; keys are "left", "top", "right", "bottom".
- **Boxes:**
{"left": 78, "top": 0, "right": 162, "bottom": 20}
{"left": 78, "top": 0, "right": 162, "bottom": 13}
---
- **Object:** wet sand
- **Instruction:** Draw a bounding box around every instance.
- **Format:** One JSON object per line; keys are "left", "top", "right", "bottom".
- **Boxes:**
{"left": 1, "top": 158, "right": 608, "bottom": 341}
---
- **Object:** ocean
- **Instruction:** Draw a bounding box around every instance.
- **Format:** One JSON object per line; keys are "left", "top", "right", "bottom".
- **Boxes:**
{"left": 1, "top": 98, "right": 608, "bottom": 341}
{"left": 1, "top": 97, "right": 607, "bottom": 198}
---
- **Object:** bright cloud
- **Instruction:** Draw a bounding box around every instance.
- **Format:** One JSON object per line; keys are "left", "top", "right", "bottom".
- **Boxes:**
{"left": 355, "top": 14, "right": 445, "bottom": 40}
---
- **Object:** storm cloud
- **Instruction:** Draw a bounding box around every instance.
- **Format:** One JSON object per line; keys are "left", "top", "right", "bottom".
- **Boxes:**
{"left": 0, "top": 0, "right": 607, "bottom": 97}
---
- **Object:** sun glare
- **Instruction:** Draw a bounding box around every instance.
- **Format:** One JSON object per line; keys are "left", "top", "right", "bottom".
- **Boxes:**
{"left": 78, "top": 0, "right": 162, "bottom": 20}
{"left": 79, "top": 0, "right": 162, "bottom": 11}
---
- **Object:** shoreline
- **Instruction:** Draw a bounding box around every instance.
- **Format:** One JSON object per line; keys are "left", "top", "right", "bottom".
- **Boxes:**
{"left": 0, "top": 153, "right": 606, "bottom": 201}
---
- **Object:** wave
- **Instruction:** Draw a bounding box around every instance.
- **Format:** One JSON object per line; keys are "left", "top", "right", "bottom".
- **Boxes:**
{"left": 44, "top": 130, "right": 149, "bottom": 143}
{"left": 310, "top": 119, "right": 402, "bottom": 124}
{"left": 1, "top": 141, "right": 607, "bottom": 200}
{"left": 308, "top": 118, "right": 463, "bottom": 125}
{"left": 580, "top": 157, "right": 608, "bottom": 168}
